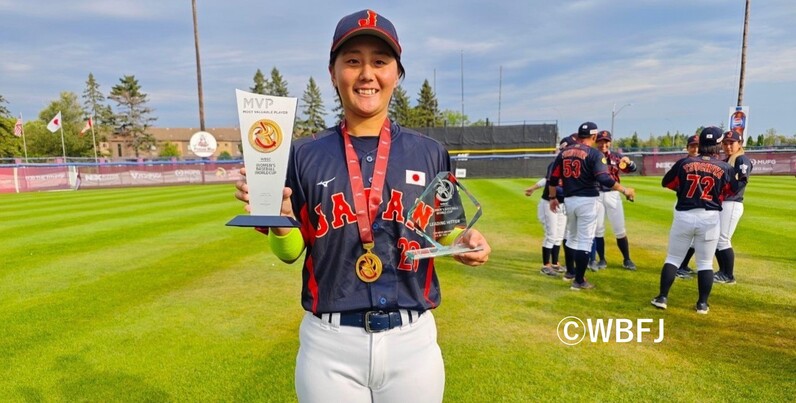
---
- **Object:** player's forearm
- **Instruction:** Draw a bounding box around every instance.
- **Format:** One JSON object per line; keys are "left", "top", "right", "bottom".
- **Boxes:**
{"left": 268, "top": 227, "right": 306, "bottom": 263}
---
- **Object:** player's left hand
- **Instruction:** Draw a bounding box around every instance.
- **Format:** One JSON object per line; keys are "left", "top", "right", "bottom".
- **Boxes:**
{"left": 452, "top": 228, "right": 491, "bottom": 266}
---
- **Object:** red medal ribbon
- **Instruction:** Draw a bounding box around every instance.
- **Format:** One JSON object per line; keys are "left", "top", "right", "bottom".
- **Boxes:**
{"left": 340, "top": 118, "right": 392, "bottom": 247}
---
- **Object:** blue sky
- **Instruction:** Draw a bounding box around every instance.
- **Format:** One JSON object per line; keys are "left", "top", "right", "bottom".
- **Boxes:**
{"left": 1, "top": 0, "right": 794, "bottom": 139}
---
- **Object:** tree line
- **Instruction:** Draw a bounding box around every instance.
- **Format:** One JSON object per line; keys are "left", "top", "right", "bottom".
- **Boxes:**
{"left": 1, "top": 68, "right": 794, "bottom": 159}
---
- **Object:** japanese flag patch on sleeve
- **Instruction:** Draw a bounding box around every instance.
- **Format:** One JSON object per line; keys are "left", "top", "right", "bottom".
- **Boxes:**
{"left": 405, "top": 170, "right": 426, "bottom": 186}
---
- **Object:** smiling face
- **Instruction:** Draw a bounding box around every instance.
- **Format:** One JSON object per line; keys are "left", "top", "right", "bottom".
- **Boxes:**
{"left": 722, "top": 139, "right": 741, "bottom": 156}
{"left": 596, "top": 139, "right": 610, "bottom": 153}
{"left": 329, "top": 35, "right": 400, "bottom": 127}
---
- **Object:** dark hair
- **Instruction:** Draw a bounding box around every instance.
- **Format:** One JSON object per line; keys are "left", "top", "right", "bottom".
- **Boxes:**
{"left": 698, "top": 144, "right": 722, "bottom": 157}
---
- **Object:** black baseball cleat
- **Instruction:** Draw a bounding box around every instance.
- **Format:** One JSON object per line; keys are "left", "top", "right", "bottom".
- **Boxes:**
{"left": 695, "top": 302, "right": 710, "bottom": 314}
{"left": 596, "top": 260, "right": 608, "bottom": 270}
{"left": 676, "top": 268, "right": 692, "bottom": 279}
{"left": 623, "top": 259, "right": 637, "bottom": 271}
{"left": 562, "top": 273, "right": 576, "bottom": 282}
{"left": 540, "top": 266, "right": 559, "bottom": 277}
{"left": 714, "top": 272, "right": 736, "bottom": 284}
{"left": 588, "top": 259, "right": 598, "bottom": 272}
{"left": 650, "top": 296, "right": 668, "bottom": 309}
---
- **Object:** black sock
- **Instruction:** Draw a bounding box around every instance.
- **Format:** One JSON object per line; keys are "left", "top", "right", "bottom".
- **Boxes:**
{"left": 596, "top": 237, "right": 606, "bottom": 261}
{"left": 714, "top": 249, "right": 725, "bottom": 274}
{"left": 551, "top": 245, "right": 561, "bottom": 266}
{"left": 575, "top": 250, "right": 590, "bottom": 283}
{"left": 589, "top": 239, "right": 597, "bottom": 262}
{"left": 718, "top": 248, "right": 735, "bottom": 279}
{"left": 564, "top": 244, "right": 575, "bottom": 275}
{"left": 697, "top": 270, "right": 714, "bottom": 304}
{"left": 658, "top": 263, "right": 677, "bottom": 297}
{"left": 542, "top": 247, "right": 551, "bottom": 266}
{"left": 679, "top": 247, "right": 695, "bottom": 270}
{"left": 616, "top": 237, "right": 630, "bottom": 261}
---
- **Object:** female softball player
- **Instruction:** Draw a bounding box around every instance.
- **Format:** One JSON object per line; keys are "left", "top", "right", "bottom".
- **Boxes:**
{"left": 714, "top": 130, "right": 753, "bottom": 284}
{"left": 235, "top": 10, "right": 490, "bottom": 402}
{"left": 651, "top": 127, "right": 740, "bottom": 314}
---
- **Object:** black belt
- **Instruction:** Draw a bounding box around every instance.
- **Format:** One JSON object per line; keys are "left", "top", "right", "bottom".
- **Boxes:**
{"left": 314, "top": 310, "right": 422, "bottom": 333}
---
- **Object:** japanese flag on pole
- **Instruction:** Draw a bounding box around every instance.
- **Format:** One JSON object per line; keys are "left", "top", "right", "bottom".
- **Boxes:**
{"left": 47, "top": 112, "right": 62, "bottom": 133}
{"left": 80, "top": 117, "right": 93, "bottom": 135}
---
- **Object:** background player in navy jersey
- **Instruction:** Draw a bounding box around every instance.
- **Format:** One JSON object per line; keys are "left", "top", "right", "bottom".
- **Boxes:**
{"left": 525, "top": 135, "right": 577, "bottom": 276}
{"left": 235, "top": 10, "right": 490, "bottom": 402}
{"left": 547, "top": 122, "right": 635, "bottom": 290}
{"left": 714, "top": 130, "right": 752, "bottom": 284}
{"left": 590, "top": 130, "right": 638, "bottom": 271}
{"left": 651, "top": 127, "right": 739, "bottom": 314}
{"left": 675, "top": 134, "right": 701, "bottom": 279}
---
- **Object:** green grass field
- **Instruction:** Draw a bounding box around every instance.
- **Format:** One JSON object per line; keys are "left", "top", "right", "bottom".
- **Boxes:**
{"left": 1, "top": 177, "right": 794, "bottom": 402}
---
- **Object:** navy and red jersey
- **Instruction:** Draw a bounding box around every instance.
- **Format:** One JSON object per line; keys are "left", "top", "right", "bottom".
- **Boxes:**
{"left": 541, "top": 160, "right": 564, "bottom": 203}
{"left": 286, "top": 122, "right": 450, "bottom": 314}
{"left": 662, "top": 155, "right": 737, "bottom": 211}
{"left": 724, "top": 153, "right": 752, "bottom": 202}
{"left": 598, "top": 151, "right": 637, "bottom": 192}
{"left": 548, "top": 143, "right": 616, "bottom": 197}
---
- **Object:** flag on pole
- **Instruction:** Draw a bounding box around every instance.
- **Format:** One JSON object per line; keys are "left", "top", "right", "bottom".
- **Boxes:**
{"left": 14, "top": 117, "right": 23, "bottom": 137}
{"left": 80, "top": 117, "right": 93, "bottom": 135}
{"left": 47, "top": 112, "right": 62, "bottom": 133}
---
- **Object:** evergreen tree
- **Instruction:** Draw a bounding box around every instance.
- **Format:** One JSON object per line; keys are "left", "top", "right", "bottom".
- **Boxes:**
{"left": 250, "top": 69, "right": 268, "bottom": 94}
{"left": 0, "top": 94, "right": 9, "bottom": 117}
{"left": 413, "top": 79, "right": 441, "bottom": 128}
{"left": 441, "top": 109, "right": 469, "bottom": 127}
{"left": 629, "top": 132, "right": 640, "bottom": 149}
{"left": 82, "top": 73, "right": 114, "bottom": 139}
{"left": 296, "top": 77, "right": 327, "bottom": 137}
{"left": 265, "top": 67, "right": 289, "bottom": 96}
{"left": 109, "top": 75, "right": 157, "bottom": 158}
{"left": 331, "top": 95, "right": 345, "bottom": 125}
{"left": 388, "top": 85, "right": 411, "bottom": 126}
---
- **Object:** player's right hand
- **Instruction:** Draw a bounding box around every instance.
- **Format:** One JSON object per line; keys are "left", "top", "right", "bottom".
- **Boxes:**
{"left": 524, "top": 187, "right": 536, "bottom": 197}
{"left": 624, "top": 187, "right": 636, "bottom": 202}
{"left": 549, "top": 199, "right": 560, "bottom": 212}
{"left": 235, "top": 168, "right": 251, "bottom": 212}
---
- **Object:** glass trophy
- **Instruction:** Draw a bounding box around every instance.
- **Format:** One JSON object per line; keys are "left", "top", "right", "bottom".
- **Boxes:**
{"left": 226, "top": 89, "right": 300, "bottom": 228}
{"left": 405, "top": 171, "right": 483, "bottom": 261}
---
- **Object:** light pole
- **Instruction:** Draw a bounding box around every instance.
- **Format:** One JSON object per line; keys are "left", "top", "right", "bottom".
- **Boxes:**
{"left": 611, "top": 102, "right": 632, "bottom": 135}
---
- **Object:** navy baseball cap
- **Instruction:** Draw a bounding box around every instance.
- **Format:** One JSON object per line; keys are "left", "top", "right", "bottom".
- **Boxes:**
{"left": 699, "top": 126, "right": 725, "bottom": 146}
{"left": 559, "top": 134, "right": 577, "bottom": 148}
{"left": 687, "top": 134, "right": 699, "bottom": 146}
{"left": 596, "top": 130, "right": 612, "bottom": 142}
{"left": 331, "top": 10, "right": 401, "bottom": 57}
{"left": 724, "top": 130, "right": 742, "bottom": 143}
{"left": 578, "top": 122, "right": 598, "bottom": 138}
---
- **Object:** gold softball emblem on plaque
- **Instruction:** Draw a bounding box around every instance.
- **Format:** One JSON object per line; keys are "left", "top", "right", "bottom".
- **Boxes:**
{"left": 249, "top": 119, "right": 282, "bottom": 153}
{"left": 356, "top": 246, "right": 383, "bottom": 283}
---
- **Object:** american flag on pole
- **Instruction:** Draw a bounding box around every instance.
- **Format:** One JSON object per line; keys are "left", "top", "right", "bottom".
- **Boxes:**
{"left": 13, "top": 117, "right": 23, "bottom": 137}
{"left": 80, "top": 117, "right": 93, "bottom": 136}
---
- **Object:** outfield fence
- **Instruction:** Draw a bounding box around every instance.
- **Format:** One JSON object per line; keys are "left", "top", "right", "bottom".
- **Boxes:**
{"left": 1, "top": 150, "right": 794, "bottom": 193}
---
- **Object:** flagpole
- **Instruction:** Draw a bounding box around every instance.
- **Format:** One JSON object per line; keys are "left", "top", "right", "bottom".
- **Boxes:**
{"left": 20, "top": 113, "right": 29, "bottom": 162}
{"left": 59, "top": 111, "right": 67, "bottom": 162}
{"left": 89, "top": 115, "right": 98, "bottom": 163}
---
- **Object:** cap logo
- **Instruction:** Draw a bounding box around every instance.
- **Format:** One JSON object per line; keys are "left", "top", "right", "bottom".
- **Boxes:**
{"left": 359, "top": 10, "right": 378, "bottom": 27}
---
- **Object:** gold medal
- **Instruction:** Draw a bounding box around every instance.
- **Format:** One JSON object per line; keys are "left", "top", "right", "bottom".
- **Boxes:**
{"left": 619, "top": 161, "right": 628, "bottom": 170}
{"left": 356, "top": 244, "right": 383, "bottom": 283}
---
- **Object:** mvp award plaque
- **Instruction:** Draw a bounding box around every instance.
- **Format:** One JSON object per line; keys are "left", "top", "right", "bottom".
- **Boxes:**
{"left": 405, "top": 171, "right": 483, "bottom": 261}
{"left": 226, "top": 89, "right": 300, "bottom": 228}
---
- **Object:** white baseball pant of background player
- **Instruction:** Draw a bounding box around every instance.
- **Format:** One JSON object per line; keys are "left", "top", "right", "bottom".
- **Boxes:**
{"left": 664, "top": 209, "right": 721, "bottom": 272}
{"left": 595, "top": 190, "right": 627, "bottom": 239}
{"left": 563, "top": 196, "right": 599, "bottom": 252}
{"left": 534, "top": 179, "right": 567, "bottom": 250}
{"left": 717, "top": 201, "right": 743, "bottom": 250}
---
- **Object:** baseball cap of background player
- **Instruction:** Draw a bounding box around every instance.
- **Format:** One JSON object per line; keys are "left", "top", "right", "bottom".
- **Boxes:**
{"left": 723, "top": 130, "right": 742, "bottom": 143}
{"left": 559, "top": 134, "right": 577, "bottom": 148}
{"left": 699, "top": 126, "right": 725, "bottom": 146}
{"left": 331, "top": 9, "right": 401, "bottom": 58}
{"left": 596, "top": 130, "right": 612, "bottom": 142}
{"left": 688, "top": 134, "right": 699, "bottom": 146}
{"left": 578, "top": 122, "right": 599, "bottom": 138}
